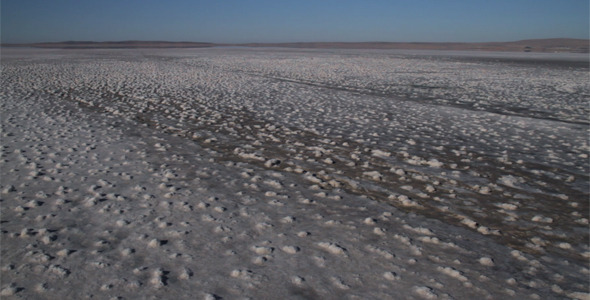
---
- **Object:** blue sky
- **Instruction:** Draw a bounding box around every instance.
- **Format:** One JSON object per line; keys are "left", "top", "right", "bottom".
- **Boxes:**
{"left": 1, "top": 0, "right": 588, "bottom": 43}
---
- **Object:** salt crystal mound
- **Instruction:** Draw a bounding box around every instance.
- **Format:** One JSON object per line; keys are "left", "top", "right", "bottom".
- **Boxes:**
{"left": 0, "top": 47, "right": 588, "bottom": 299}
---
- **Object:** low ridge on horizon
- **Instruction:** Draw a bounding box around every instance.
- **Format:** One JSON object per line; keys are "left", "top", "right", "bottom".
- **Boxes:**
{"left": 2, "top": 38, "right": 589, "bottom": 53}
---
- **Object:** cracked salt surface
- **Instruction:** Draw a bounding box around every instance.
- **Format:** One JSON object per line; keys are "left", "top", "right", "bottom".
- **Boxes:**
{"left": 1, "top": 48, "right": 588, "bottom": 299}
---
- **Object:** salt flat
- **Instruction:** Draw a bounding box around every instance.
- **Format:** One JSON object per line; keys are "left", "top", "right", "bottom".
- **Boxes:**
{"left": 1, "top": 48, "right": 588, "bottom": 299}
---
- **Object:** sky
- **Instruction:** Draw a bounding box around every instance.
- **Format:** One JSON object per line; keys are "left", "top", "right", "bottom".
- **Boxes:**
{"left": 1, "top": 0, "right": 588, "bottom": 44}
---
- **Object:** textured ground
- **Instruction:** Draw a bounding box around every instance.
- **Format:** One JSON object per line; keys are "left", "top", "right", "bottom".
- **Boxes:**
{"left": 1, "top": 48, "right": 588, "bottom": 299}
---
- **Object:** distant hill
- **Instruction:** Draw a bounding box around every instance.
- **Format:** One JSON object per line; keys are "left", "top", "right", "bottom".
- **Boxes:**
{"left": 241, "top": 39, "right": 589, "bottom": 53}
{"left": 2, "top": 38, "right": 588, "bottom": 53}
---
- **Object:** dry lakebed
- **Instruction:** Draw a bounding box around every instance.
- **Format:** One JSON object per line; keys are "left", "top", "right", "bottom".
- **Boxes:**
{"left": 1, "top": 47, "right": 588, "bottom": 299}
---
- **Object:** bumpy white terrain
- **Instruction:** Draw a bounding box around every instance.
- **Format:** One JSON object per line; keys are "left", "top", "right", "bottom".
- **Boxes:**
{"left": 1, "top": 48, "right": 588, "bottom": 299}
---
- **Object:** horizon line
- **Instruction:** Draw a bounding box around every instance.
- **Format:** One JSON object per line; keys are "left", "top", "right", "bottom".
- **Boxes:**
{"left": 2, "top": 37, "right": 589, "bottom": 45}
{"left": 2, "top": 38, "right": 588, "bottom": 53}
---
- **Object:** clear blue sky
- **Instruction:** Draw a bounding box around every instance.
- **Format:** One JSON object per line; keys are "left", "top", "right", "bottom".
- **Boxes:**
{"left": 1, "top": 0, "right": 588, "bottom": 43}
